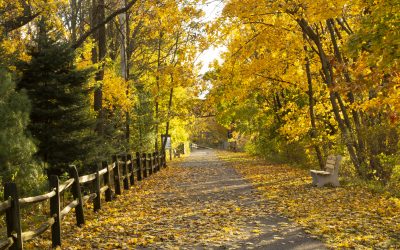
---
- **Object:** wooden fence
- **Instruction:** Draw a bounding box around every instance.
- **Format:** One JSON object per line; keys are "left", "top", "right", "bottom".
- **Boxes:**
{"left": 0, "top": 151, "right": 167, "bottom": 250}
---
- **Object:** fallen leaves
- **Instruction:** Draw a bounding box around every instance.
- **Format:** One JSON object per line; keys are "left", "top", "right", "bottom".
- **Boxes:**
{"left": 23, "top": 155, "right": 275, "bottom": 249}
{"left": 218, "top": 151, "right": 400, "bottom": 249}
{"left": 23, "top": 150, "right": 328, "bottom": 249}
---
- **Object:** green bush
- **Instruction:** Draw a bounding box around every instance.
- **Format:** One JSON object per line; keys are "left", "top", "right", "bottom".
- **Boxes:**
{"left": 246, "top": 129, "right": 309, "bottom": 167}
{"left": 0, "top": 68, "right": 46, "bottom": 195}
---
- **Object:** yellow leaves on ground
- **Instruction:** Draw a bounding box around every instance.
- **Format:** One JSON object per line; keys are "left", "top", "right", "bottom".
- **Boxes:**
{"left": 218, "top": 151, "right": 400, "bottom": 249}
{"left": 27, "top": 149, "right": 321, "bottom": 249}
{"left": 24, "top": 160, "right": 262, "bottom": 249}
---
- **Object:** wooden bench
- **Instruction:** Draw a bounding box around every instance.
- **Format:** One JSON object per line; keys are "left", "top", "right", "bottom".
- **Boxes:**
{"left": 310, "top": 155, "right": 342, "bottom": 187}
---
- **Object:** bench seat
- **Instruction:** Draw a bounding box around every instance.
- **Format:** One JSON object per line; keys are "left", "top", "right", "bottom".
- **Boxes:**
{"left": 310, "top": 170, "right": 330, "bottom": 175}
{"left": 310, "top": 155, "right": 342, "bottom": 187}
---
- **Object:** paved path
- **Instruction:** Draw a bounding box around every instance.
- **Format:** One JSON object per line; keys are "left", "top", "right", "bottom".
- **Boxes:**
{"left": 168, "top": 149, "right": 326, "bottom": 249}
{"left": 31, "top": 149, "right": 326, "bottom": 249}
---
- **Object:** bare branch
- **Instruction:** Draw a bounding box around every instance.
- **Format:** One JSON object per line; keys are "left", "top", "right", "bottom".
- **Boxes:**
{"left": 72, "top": 0, "right": 139, "bottom": 49}
{"left": 3, "top": 13, "right": 40, "bottom": 33}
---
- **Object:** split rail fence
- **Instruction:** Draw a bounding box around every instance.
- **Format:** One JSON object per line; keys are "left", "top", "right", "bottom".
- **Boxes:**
{"left": 0, "top": 151, "right": 167, "bottom": 249}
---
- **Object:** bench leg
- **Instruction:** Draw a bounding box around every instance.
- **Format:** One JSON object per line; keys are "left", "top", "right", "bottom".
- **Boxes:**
{"left": 310, "top": 172, "right": 318, "bottom": 186}
{"left": 317, "top": 177, "right": 330, "bottom": 187}
{"left": 316, "top": 175, "right": 340, "bottom": 187}
{"left": 331, "top": 176, "right": 340, "bottom": 187}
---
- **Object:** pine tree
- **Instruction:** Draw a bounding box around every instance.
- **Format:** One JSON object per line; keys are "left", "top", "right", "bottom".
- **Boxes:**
{"left": 17, "top": 29, "right": 97, "bottom": 174}
{"left": 0, "top": 68, "right": 37, "bottom": 184}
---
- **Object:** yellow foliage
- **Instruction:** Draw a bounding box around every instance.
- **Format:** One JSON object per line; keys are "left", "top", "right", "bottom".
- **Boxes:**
{"left": 103, "top": 68, "right": 135, "bottom": 112}
{"left": 74, "top": 39, "right": 136, "bottom": 114}
{"left": 75, "top": 38, "right": 95, "bottom": 70}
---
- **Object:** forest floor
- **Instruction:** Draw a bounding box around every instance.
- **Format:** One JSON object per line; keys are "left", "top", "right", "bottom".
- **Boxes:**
{"left": 27, "top": 149, "right": 325, "bottom": 249}
{"left": 26, "top": 149, "right": 400, "bottom": 249}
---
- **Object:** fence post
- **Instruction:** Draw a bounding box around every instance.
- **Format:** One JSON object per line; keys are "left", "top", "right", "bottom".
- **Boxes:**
{"left": 103, "top": 161, "right": 112, "bottom": 202}
{"left": 159, "top": 151, "right": 163, "bottom": 169}
{"left": 159, "top": 152, "right": 162, "bottom": 170}
{"left": 49, "top": 175, "right": 61, "bottom": 248}
{"left": 156, "top": 151, "right": 160, "bottom": 172}
{"left": 122, "top": 154, "right": 129, "bottom": 190}
{"left": 94, "top": 163, "right": 101, "bottom": 212}
{"left": 142, "top": 153, "right": 148, "bottom": 178}
{"left": 157, "top": 152, "right": 160, "bottom": 171}
{"left": 136, "top": 152, "right": 142, "bottom": 181}
{"left": 148, "top": 153, "right": 153, "bottom": 175}
{"left": 157, "top": 151, "right": 161, "bottom": 171}
{"left": 4, "top": 182, "right": 22, "bottom": 250}
{"left": 69, "top": 165, "right": 84, "bottom": 226}
{"left": 163, "top": 150, "right": 167, "bottom": 167}
{"left": 127, "top": 154, "right": 135, "bottom": 185}
{"left": 153, "top": 152, "right": 157, "bottom": 173}
{"left": 152, "top": 153, "right": 155, "bottom": 173}
{"left": 157, "top": 152, "right": 161, "bottom": 172}
{"left": 112, "top": 155, "right": 122, "bottom": 195}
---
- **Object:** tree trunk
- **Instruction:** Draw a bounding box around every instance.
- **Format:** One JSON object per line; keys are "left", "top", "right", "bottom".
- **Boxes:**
{"left": 154, "top": 32, "right": 163, "bottom": 151}
{"left": 71, "top": 0, "right": 77, "bottom": 43}
{"left": 326, "top": 18, "right": 367, "bottom": 166}
{"left": 93, "top": 0, "right": 106, "bottom": 136}
{"left": 119, "top": 0, "right": 130, "bottom": 146}
{"left": 304, "top": 43, "right": 324, "bottom": 169}
{"left": 297, "top": 18, "right": 363, "bottom": 175}
{"left": 163, "top": 86, "right": 174, "bottom": 151}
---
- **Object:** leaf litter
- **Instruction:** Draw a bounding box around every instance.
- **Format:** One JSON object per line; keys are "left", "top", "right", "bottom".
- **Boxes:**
{"left": 218, "top": 151, "right": 400, "bottom": 249}
{"left": 26, "top": 150, "right": 326, "bottom": 249}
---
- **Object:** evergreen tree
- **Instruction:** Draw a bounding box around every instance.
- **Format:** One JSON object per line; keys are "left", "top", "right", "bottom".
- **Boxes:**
{"left": 0, "top": 68, "right": 37, "bottom": 184}
{"left": 17, "top": 30, "right": 97, "bottom": 174}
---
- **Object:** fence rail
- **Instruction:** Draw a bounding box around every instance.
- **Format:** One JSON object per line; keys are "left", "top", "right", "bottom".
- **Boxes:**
{"left": 0, "top": 150, "right": 167, "bottom": 250}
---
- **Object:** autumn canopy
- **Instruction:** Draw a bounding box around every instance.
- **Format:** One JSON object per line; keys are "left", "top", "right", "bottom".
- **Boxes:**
{"left": 0, "top": 0, "right": 399, "bottom": 248}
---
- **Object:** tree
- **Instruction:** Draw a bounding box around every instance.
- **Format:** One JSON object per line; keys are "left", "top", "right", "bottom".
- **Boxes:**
{"left": 0, "top": 68, "right": 37, "bottom": 184}
{"left": 206, "top": 0, "right": 400, "bottom": 181}
{"left": 17, "top": 26, "right": 97, "bottom": 174}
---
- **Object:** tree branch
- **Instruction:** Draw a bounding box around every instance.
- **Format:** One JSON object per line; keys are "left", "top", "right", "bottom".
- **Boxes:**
{"left": 254, "top": 74, "right": 295, "bottom": 86}
{"left": 72, "top": 0, "right": 139, "bottom": 49}
{"left": 3, "top": 13, "right": 41, "bottom": 33}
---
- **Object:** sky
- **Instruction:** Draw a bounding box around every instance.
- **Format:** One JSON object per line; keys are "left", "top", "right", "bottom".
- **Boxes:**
{"left": 196, "top": 0, "right": 225, "bottom": 75}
